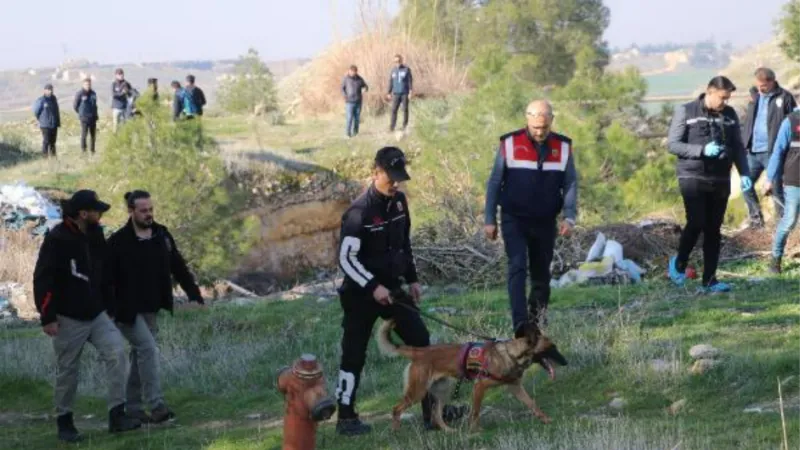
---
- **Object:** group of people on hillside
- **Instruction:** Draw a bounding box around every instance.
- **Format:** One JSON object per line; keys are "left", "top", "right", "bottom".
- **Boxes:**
{"left": 340, "top": 53, "right": 413, "bottom": 137}
{"left": 32, "top": 69, "right": 206, "bottom": 157}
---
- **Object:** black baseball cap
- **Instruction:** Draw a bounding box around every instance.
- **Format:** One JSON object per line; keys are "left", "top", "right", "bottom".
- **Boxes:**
{"left": 69, "top": 190, "right": 110, "bottom": 213}
{"left": 375, "top": 147, "right": 410, "bottom": 182}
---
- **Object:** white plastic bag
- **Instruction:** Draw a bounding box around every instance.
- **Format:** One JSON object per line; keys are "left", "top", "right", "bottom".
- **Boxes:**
{"left": 585, "top": 232, "right": 606, "bottom": 262}
{"left": 602, "top": 240, "right": 624, "bottom": 264}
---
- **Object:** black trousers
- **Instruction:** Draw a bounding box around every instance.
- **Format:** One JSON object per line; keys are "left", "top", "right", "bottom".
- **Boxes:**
{"left": 389, "top": 94, "right": 409, "bottom": 131}
{"left": 677, "top": 178, "right": 730, "bottom": 285}
{"left": 501, "top": 214, "right": 556, "bottom": 332}
{"left": 336, "top": 287, "right": 433, "bottom": 421}
{"left": 80, "top": 120, "right": 97, "bottom": 153}
{"left": 40, "top": 127, "right": 57, "bottom": 156}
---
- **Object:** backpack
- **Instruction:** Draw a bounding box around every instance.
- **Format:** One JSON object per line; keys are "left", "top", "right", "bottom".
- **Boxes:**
{"left": 183, "top": 88, "right": 199, "bottom": 116}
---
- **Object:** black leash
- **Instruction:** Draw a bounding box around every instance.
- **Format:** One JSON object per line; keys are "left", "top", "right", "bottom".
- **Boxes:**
{"left": 390, "top": 293, "right": 497, "bottom": 342}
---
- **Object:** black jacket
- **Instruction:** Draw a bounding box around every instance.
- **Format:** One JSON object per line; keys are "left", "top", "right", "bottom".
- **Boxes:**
{"left": 184, "top": 86, "right": 206, "bottom": 115}
{"left": 111, "top": 80, "right": 134, "bottom": 110}
{"left": 73, "top": 89, "right": 99, "bottom": 121}
{"left": 107, "top": 220, "right": 203, "bottom": 324}
{"left": 342, "top": 74, "right": 368, "bottom": 103}
{"left": 33, "top": 219, "right": 111, "bottom": 326}
{"left": 742, "top": 84, "right": 797, "bottom": 154}
{"left": 668, "top": 95, "right": 749, "bottom": 182}
{"left": 338, "top": 185, "right": 418, "bottom": 294}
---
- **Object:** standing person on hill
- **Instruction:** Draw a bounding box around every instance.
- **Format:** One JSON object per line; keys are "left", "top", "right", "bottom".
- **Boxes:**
{"left": 170, "top": 81, "right": 185, "bottom": 120}
{"left": 146, "top": 78, "right": 159, "bottom": 102}
{"left": 483, "top": 100, "right": 578, "bottom": 335}
{"left": 667, "top": 76, "right": 752, "bottom": 293}
{"left": 33, "top": 190, "right": 142, "bottom": 443}
{"left": 740, "top": 68, "right": 798, "bottom": 228}
{"left": 108, "top": 190, "right": 205, "bottom": 424}
{"left": 33, "top": 84, "right": 61, "bottom": 157}
{"left": 182, "top": 75, "right": 206, "bottom": 119}
{"left": 74, "top": 78, "right": 98, "bottom": 154}
{"left": 342, "top": 65, "right": 369, "bottom": 138}
{"left": 385, "top": 54, "right": 412, "bottom": 132}
{"left": 764, "top": 104, "right": 800, "bottom": 273}
{"left": 111, "top": 68, "right": 134, "bottom": 132}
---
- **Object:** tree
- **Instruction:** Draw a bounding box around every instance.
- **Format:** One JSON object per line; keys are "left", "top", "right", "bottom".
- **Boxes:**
{"left": 90, "top": 97, "right": 258, "bottom": 281}
{"left": 218, "top": 48, "right": 278, "bottom": 114}
{"left": 778, "top": 0, "right": 800, "bottom": 62}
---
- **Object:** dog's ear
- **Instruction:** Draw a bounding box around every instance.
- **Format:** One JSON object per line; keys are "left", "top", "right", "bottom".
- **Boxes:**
{"left": 524, "top": 323, "right": 542, "bottom": 342}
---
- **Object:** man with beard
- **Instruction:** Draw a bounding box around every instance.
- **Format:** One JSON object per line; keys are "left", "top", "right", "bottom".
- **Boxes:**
{"left": 34, "top": 190, "right": 142, "bottom": 443}
{"left": 335, "top": 147, "right": 465, "bottom": 435}
{"left": 107, "top": 190, "right": 205, "bottom": 424}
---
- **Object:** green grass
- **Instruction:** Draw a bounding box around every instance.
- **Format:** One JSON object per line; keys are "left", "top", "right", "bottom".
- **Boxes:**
{"left": 1, "top": 261, "right": 798, "bottom": 449}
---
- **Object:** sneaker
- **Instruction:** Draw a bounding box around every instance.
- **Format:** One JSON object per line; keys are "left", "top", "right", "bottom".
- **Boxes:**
{"left": 56, "top": 413, "right": 83, "bottom": 443}
{"left": 668, "top": 256, "right": 686, "bottom": 286}
{"left": 700, "top": 280, "right": 732, "bottom": 294}
{"left": 769, "top": 256, "right": 782, "bottom": 274}
{"left": 149, "top": 404, "right": 176, "bottom": 424}
{"left": 336, "top": 417, "right": 372, "bottom": 436}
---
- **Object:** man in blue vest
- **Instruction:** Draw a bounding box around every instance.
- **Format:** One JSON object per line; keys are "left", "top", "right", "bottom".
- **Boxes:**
{"left": 484, "top": 100, "right": 578, "bottom": 336}
{"left": 764, "top": 103, "right": 800, "bottom": 273}
{"left": 667, "top": 76, "right": 752, "bottom": 293}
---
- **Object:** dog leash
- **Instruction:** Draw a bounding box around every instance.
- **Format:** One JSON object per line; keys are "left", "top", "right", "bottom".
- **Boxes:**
{"left": 391, "top": 297, "right": 497, "bottom": 341}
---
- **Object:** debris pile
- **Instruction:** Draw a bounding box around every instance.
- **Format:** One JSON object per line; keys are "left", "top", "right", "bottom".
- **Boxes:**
{"left": 0, "top": 183, "right": 61, "bottom": 236}
{"left": 554, "top": 232, "right": 648, "bottom": 288}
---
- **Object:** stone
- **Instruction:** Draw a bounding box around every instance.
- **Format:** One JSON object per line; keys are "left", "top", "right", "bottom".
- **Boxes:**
{"left": 667, "top": 399, "right": 687, "bottom": 416}
{"left": 689, "top": 359, "right": 718, "bottom": 375}
{"left": 650, "top": 359, "right": 672, "bottom": 373}
{"left": 316, "top": 297, "right": 330, "bottom": 304}
{"left": 231, "top": 298, "right": 255, "bottom": 306}
{"left": 245, "top": 413, "right": 264, "bottom": 420}
{"left": 608, "top": 398, "right": 626, "bottom": 410}
{"left": 689, "top": 344, "right": 720, "bottom": 360}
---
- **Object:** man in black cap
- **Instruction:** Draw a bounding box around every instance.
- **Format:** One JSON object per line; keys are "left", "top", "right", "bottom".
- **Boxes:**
{"left": 33, "top": 190, "right": 142, "bottom": 443}
{"left": 334, "top": 147, "right": 464, "bottom": 436}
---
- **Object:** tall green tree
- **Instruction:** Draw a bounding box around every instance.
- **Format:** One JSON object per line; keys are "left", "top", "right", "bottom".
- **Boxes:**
{"left": 778, "top": 0, "right": 800, "bottom": 62}
{"left": 218, "top": 48, "right": 278, "bottom": 114}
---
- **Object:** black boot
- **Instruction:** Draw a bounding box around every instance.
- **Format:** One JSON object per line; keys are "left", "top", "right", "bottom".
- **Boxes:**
{"left": 56, "top": 413, "right": 82, "bottom": 443}
{"left": 149, "top": 404, "right": 176, "bottom": 424}
{"left": 336, "top": 403, "right": 371, "bottom": 436}
{"left": 769, "top": 256, "right": 782, "bottom": 274}
{"left": 109, "top": 404, "right": 142, "bottom": 433}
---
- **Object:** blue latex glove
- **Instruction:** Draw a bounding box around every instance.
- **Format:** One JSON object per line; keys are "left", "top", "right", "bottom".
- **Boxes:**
{"left": 740, "top": 176, "right": 753, "bottom": 192}
{"left": 703, "top": 142, "right": 721, "bottom": 157}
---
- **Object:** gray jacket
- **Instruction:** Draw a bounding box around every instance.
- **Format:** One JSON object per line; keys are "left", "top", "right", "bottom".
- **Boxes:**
{"left": 342, "top": 75, "right": 368, "bottom": 103}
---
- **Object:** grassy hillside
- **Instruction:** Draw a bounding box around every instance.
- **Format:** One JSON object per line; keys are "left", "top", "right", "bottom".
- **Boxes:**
{"left": 0, "top": 258, "right": 797, "bottom": 449}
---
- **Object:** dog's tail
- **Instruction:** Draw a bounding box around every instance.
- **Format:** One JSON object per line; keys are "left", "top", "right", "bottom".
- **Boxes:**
{"left": 376, "top": 319, "right": 415, "bottom": 358}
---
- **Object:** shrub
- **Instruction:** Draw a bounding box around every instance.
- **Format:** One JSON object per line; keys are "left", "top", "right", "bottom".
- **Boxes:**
{"left": 89, "top": 97, "right": 258, "bottom": 282}
{"left": 218, "top": 48, "right": 279, "bottom": 115}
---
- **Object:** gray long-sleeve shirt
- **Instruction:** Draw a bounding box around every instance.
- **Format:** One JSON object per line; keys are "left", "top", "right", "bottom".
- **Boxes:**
{"left": 484, "top": 142, "right": 578, "bottom": 225}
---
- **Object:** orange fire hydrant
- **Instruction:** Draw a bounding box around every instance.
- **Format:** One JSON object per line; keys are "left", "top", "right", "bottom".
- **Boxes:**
{"left": 276, "top": 354, "right": 336, "bottom": 450}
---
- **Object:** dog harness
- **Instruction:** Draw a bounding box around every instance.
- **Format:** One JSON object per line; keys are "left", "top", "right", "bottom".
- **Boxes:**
{"left": 458, "top": 342, "right": 511, "bottom": 382}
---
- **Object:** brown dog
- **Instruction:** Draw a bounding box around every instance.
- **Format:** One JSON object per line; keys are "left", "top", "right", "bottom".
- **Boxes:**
{"left": 377, "top": 319, "right": 567, "bottom": 432}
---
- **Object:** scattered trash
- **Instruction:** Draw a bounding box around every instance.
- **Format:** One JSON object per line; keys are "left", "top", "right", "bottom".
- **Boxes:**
{"left": 608, "top": 397, "right": 627, "bottom": 410}
{"left": 0, "top": 183, "right": 61, "bottom": 235}
{"left": 557, "top": 233, "right": 649, "bottom": 288}
{"left": 585, "top": 233, "right": 607, "bottom": 262}
{"left": 689, "top": 344, "right": 721, "bottom": 360}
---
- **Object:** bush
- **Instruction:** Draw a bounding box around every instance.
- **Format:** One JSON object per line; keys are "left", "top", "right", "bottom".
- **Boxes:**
{"left": 89, "top": 97, "right": 258, "bottom": 282}
{"left": 218, "top": 48, "right": 278, "bottom": 115}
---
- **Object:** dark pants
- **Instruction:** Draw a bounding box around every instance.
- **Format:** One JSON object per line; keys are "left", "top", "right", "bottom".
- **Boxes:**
{"left": 677, "top": 178, "right": 730, "bottom": 285}
{"left": 345, "top": 101, "right": 362, "bottom": 137}
{"left": 390, "top": 94, "right": 409, "bottom": 131}
{"left": 501, "top": 214, "right": 556, "bottom": 332}
{"left": 40, "top": 127, "right": 57, "bottom": 156}
{"left": 743, "top": 152, "right": 785, "bottom": 222}
{"left": 336, "top": 287, "right": 433, "bottom": 421}
{"left": 80, "top": 120, "right": 97, "bottom": 153}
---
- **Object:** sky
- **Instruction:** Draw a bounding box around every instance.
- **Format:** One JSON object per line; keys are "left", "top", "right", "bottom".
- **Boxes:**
{"left": 0, "top": 0, "right": 790, "bottom": 70}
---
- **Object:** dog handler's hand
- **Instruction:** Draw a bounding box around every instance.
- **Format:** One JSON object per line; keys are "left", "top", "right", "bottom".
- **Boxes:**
{"left": 410, "top": 283, "right": 423, "bottom": 305}
{"left": 484, "top": 224, "right": 498, "bottom": 241}
{"left": 373, "top": 285, "right": 392, "bottom": 306}
{"left": 42, "top": 321, "right": 59, "bottom": 337}
{"left": 559, "top": 219, "right": 575, "bottom": 237}
{"left": 763, "top": 181, "right": 773, "bottom": 197}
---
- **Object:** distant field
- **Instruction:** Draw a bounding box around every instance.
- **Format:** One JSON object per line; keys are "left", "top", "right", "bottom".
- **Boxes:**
{"left": 644, "top": 68, "right": 718, "bottom": 97}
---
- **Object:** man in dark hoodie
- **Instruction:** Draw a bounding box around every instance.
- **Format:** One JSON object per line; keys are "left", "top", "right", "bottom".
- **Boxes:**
{"left": 111, "top": 68, "right": 134, "bottom": 133}
{"left": 342, "top": 65, "right": 369, "bottom": 137}
{"left": 74, "top": 78, "right": 98, "bottom": 154}
{"left": 33, "top": 84, "right": 60, "bottom": 157}
{"left": 108, "top": 190, "right": 205, "bottom": 424}
{"left": 182, "top": 74, "right": 206, "bottom": 118}
{"left": 33, "top": 190, "right": 141, "bottom": 443}
{"left": 740, "top": 68, "right": 797, "bottom": 227}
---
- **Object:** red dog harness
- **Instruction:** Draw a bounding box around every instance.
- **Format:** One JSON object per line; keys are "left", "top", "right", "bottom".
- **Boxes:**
{"left": 458, "top": 342, "right": 510, "bottom": 382}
